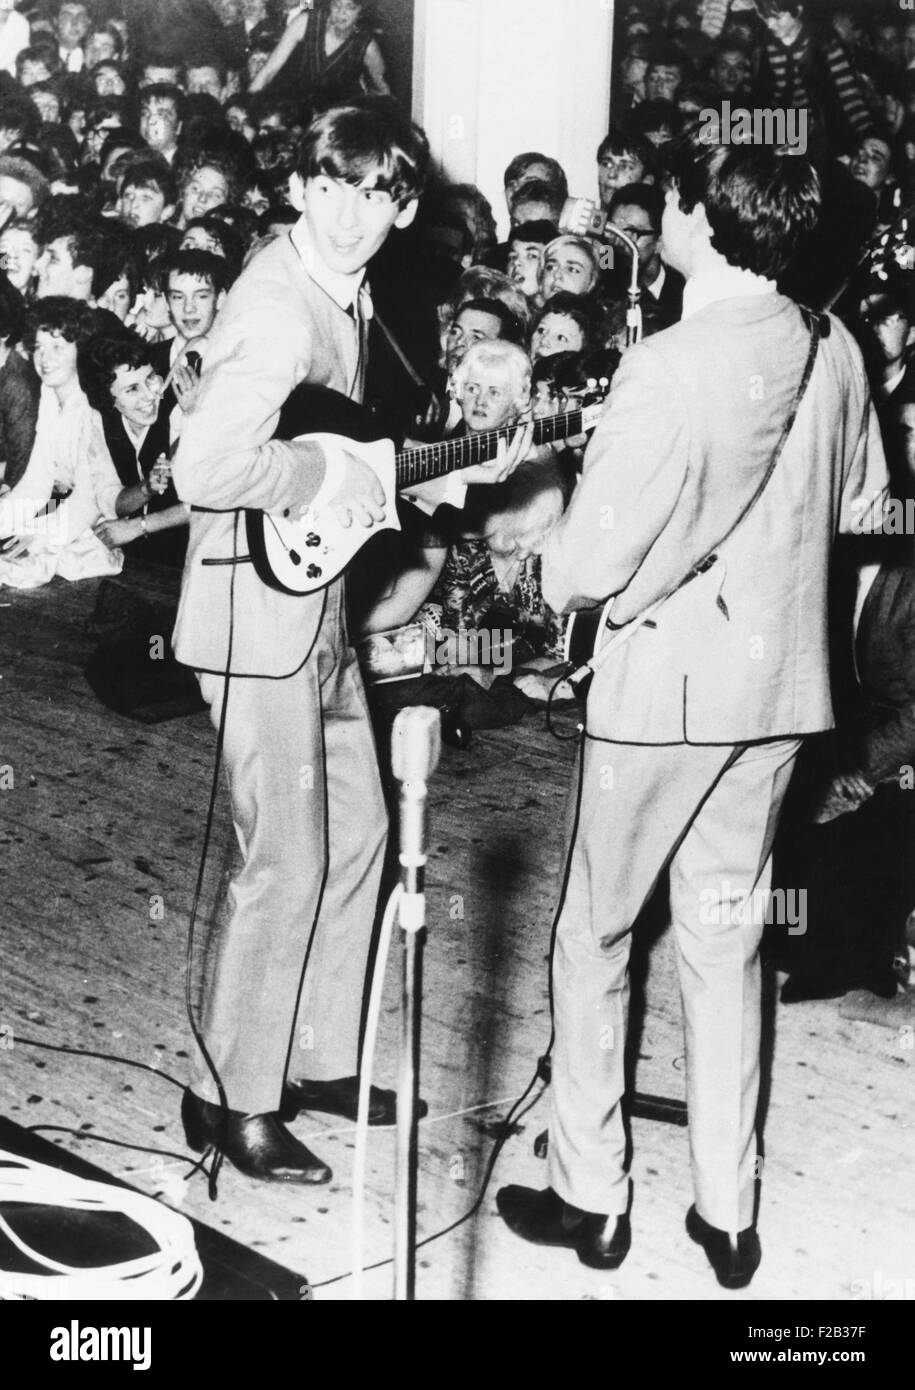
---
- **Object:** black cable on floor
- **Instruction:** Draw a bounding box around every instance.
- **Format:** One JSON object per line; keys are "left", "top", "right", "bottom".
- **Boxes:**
{"left": 11, "top": 1033, "right": 185, "bottom": 1090}
{"left": 24, "top": 1123, "right": 204, "bottom": 1172}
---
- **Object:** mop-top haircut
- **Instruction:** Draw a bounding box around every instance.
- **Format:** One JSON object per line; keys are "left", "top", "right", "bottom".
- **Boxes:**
{"left": 665, "top": 125, "right": 821, "bottom": 279}
{"left": 295, "top": 96, "right": 430, "bottom": 208}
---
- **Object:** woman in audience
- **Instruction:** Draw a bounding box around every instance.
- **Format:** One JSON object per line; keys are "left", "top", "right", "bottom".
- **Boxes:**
{"left": 248, "top": 0, "right": 390, "bottom": 103}
{"left": 78, "top": 323, "right": 188, "bottom": 567}
{"left": 0, "top": 296, "right": 123, "bottom": 588}
{"left": 530, "top": 291, "right": 604, "bottom": 362}
{"left": 435, "top": 340, "right": 568, "bottom": 662}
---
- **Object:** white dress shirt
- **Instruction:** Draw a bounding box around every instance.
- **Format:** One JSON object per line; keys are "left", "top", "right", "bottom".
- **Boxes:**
{"left": 682, "top": 264, "right": 777, "bottom": 320}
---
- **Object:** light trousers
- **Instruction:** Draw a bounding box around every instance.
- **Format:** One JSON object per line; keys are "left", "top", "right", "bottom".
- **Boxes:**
{"left": 547, "top": 735, "right": 800, "bottom": 1233}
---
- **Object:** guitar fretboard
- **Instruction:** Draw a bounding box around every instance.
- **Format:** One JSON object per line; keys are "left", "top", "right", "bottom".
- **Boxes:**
{"left": 395, "top": 408, "right": 587, "bottom": 488}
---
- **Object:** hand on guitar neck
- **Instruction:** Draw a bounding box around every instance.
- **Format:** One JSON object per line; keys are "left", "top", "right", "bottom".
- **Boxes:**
{"left": 401, "top": 419, "right": 536, "bottom": 486}
{"left": 328, "top": 420, "right": 537, "bottom": 530}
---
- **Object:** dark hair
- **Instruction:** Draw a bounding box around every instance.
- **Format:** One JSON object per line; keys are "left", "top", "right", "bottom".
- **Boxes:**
{"left": 677, "top": 81, "right": 721, "bottom": 112}
{"left": 119, "top": 154, "right": 177, "bottom": 205}
{"left": 257, "top": 204, "right": 297, "bottom": 231}
{"left": 86, "top": 22, "right": 125, "bottom": 60}
{"left": 35, "top": 205, "right": 108, "bottom": 279}
{"left": 645, "top": 42, "right": 687, "bottom": 74}
{"left": 503, "top": 151, "right": 568, "bottom": 201}
{"left": 30, "top": 123, "right": 80, "bottom": 181}
{"left": 95, "top": 234, "right": 140, "bottom": 305}
{"left": 29, "top": 80, "right": 63, "bottom": 111}
{"left": 714, "top": 33, "right": 752, "bottom": 59}
{"left": 0, "top": 270, "right": 26, "bottom": 345}
{"left": 85, "top": 94, "right": 126, "bottom": 131}
{"left": 628, "top": 99, "right": 684, "bottom": 141}
{"left": 202, "top": 202, "right": 257, "bottom": 252}
{"left": 181, "top": 211, "right": 246, "bottom": 270}
{"left": 0, "top": 98, "right": 40, "bottom": 144}
{"left": 16, "top": 42, "right": 61, "bottom": 78}
{"left": 596, "top": 126, "right": 656, "bottom": 174}
{"left": 607, "top": 181, "right": 663, "bottom": 230}
{"left": 531, "top": 348, "right": 578, "bottom": 392}
{"left": 860, "top": 289, "right": 911, "bottom": 327}
{"left": 78, "top": 324, "right": 151, "bottom": 412}
{"left": 180, "top": 92, "right": 229, "bottom": 142}
{"left": 184, "top": 55, "right": 227, "bottom": 83}
{"left": 98, "top": 127, "right": 146, "bottom": 177}
{"left": 508, "top": 219, "right": 559, "bottom": 248}
{"left": 224, "top": 95, "right": 254, "bottom": 123}
{"left": 508, "top": 177, "right": 564, "bottom": 220}
{"left": 24, "top": 294, "right": 99, "bottom": 352}
{"left": 156, "top": 247, "right": 232, "bottom": 297}
{"left": 532, "top": 292, "right": 603, "bottom": 354}
{"left": 251, "top": 128, "right": 297, "bottom": 183}
{"left": 454, "top": 296, "right": 526, "bottom": 346}
{"left": 138, "top": 83, "right": 184, "bottom": 120}
{"left": 295, "top": 97, "right": 429, "bottom": 208}
{"left": 130, "top": 221, "right": 183, "bottom": 275}
{"left": 665, "top": 127, "right": 821, "bottom": 278}
{"left": 90, "top": 58, "right": 126, "bottom": 86}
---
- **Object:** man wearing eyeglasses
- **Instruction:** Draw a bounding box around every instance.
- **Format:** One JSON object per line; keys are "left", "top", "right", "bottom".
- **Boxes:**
{"left": 607, "top": 182, "right": 684, "bottom": 321}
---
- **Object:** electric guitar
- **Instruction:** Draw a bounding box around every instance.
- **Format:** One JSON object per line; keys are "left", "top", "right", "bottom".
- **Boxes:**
{"left": 246, "top": 381, "right": 609, "bottom": 595}
{"left": 563, "top": 597, "right": 615, "bottom": 666}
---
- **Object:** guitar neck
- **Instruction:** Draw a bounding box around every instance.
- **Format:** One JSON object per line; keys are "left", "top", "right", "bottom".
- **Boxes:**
{"left": 395, "top": 408, "right": 587, "bottom": 488}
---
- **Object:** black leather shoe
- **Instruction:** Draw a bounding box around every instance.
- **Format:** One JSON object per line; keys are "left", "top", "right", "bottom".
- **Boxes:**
{"left": 496, "top": 1185, "right": 631, "bottom": 1270}
{"left": 686, "top": 1205, "right": 761, "bottom": 1289}
{"left": 182, "top": 1088, "right": 331, "bottom": 1184}
{"left": 280, "top": 1075, "right": 428, "bottom": 1126}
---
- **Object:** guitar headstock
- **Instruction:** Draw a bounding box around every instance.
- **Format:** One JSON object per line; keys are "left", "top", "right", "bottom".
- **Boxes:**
{"left": 563, "top": 375, "right": 612, "bottom": 433}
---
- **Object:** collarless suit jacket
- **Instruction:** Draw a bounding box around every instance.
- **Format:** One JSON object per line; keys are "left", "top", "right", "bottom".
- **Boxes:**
{"left": 542, "top": 293, "right": 890, "bottom": 745}
{"left": 170, "top": 232, "right": 363, "bottom": 677}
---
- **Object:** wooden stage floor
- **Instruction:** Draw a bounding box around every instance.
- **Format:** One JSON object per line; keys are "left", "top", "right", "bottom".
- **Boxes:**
{"left": 0, "top": 569, "right": 912, "bottom": 1303}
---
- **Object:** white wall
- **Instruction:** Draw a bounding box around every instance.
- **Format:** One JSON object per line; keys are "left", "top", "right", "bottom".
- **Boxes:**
{"left": 413, "top": 0, "right": 615, "bottom": 235}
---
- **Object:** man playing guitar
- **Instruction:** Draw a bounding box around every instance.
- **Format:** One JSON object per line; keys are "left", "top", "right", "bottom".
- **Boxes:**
{"left": 171, "top": 98, "right": 531, "bottom": 1182}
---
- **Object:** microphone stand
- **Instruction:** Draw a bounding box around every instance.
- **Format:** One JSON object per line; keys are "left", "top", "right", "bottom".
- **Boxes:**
{"left": 600, "top": 223, "right": 643, "bottom": 346}
{"left": 390, "top": 707, "right": 441, "bottom": 1301}
{"left": 558, "top": 198, "right": 643, "bottom": 346}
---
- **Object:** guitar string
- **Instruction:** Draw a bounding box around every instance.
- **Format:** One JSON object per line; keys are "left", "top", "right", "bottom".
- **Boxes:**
{"left": 396, "top": 405, "right": 588, "bottom": 486}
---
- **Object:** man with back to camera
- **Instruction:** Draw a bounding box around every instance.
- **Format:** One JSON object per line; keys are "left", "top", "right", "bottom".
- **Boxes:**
{"left": 497, "top": 130, "right": 889, "bottom": 1288}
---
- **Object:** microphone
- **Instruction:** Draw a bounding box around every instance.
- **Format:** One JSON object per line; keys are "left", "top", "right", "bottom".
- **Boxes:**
{"left": 391, "top": 706, "right": 441, "bottom": 786}
{"left": 560, "top": 195, "right": 612, "bottom": 241}
{"left": 391, "top": 706, "right": 441, "bottom": 929}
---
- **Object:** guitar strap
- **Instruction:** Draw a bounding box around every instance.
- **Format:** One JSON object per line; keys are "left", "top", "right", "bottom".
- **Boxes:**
{"left": 573, "top": 309, "right": 824, "bottom": 684}
{"left": 371, "top": 305, "right": 446, "bottom": 415}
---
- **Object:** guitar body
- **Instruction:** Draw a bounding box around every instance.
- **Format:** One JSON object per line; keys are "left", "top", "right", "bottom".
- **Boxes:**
{"left": 563, "top": 598, "right": 616, "bottom": 674}
{"left": 245, "top": 381, "right": 610, "bottom": 596}
{"left": 245, "top": 385, "right": 399, "bottom": 596}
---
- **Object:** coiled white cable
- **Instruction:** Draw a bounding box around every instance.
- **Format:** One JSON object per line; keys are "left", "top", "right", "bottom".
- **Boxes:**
{"left": 0, "top": 1151, "right": 203, "bottom": 1300}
